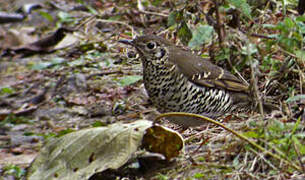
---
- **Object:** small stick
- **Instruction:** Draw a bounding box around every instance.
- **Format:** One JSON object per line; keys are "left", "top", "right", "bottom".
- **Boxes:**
{"left": 95, "top": 18, "right": 136, "bottom": 37}
{"left": 247, "top": 40, "right": 264, "bottom": 115}
{"left": 214, "top": 1, "right": 224, "bottom": 47}
{"left": 138, "top": 10, "right": 168, "bottom": 17}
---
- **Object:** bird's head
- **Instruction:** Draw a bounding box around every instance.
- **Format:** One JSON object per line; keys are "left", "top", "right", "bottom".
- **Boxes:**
{"left": 119, "top": 35, "right": 173, "bottom": 65}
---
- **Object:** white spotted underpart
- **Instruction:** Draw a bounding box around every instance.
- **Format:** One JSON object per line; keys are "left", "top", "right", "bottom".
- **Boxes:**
{"left": 140, "top": 45, "right": 236, "bottom": 118}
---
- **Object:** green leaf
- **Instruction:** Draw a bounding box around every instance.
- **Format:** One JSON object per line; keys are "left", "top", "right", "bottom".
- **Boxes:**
{"left": 91, "top": 121, "right": 107, "bottom": 127}
{"left": 292, "top": 136, "right": 305, "bottom": 155}
{"left": 51, "top": 57, "right": 66, "bottom": 64}
{"left": 177, "top": 21, "right": 192, "bottom": 45}
{"left": 193, "top": 173, "right": 204, "bottom": 178}
{"left": 295, "top": 50, "right": 305, "bottom": 61}
{"left": 85, "top": 5, "right": 98, "bottom": 15}
{"left": 243, "top": 131, "right": 260, "bottom": 138}
{"left": 76, "top": 0, "right": 97, "bottom": 15}
{"left": 108, "top": 15, "right": 123, "bottom": 21}
{"left": 262, "top": 24, "right": 277, "bottom": 29}
{"left": 188, "top": 25, "right": 214, "bottom": 49}
{"left": 0, "top": 86, "right": 15, "bottom": 95}
{"left": 0, "top": 114, "right": 30, "bottom": 126}
{"left": 167, "top": 11, "right": 178, "bottom": 27}
{"left": 31, "top": 57, "right": 66, "bottom": 70}
{"left": 296, "top": 15, "right": 305, "bottom": 22}
{"left": 167, "top": 10, "right": 183, "bottom": 27}
{"left": 31, "top": 62, "right": 53, "bottom": 70}
{"left": 68, "top": 58, "right": 85, "bottom": 67}
{"left": 151, "top": 0, "right": 163, "bottom": 6}
{"left": 284, "top": 17, "right": 295, "bottom": 29}
{"left": 56, "top": 128, "right": 75, "bottom": 137}
{"left": 296, "top": 21, "right": 305, "bottom": 34}
{"left": 227, "top": 0, "right": 252, "bottom": 19}
{"left": 118, "top": 75, "right": 142, "bottom": 86}
{"left": 241, "top": 43, "right": 257, "bottom": 55}
{"left": 291, "top": 116, "right": 301, "bottom": 135}
{"left": 39, "top": 11, "right": 53, "bottom": 22}
{"left": 286, "top": 95, "right": 305, "bottom": 103}
{"left": 57, "top": 11, "right": 74, "bottom": 23}
{"left": 3, "top": 164, "right": 25, "bottom": 178}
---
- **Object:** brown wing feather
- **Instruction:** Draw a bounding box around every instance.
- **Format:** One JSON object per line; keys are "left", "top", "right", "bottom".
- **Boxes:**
{"left": 168, "top": 47, "right": 249, "bottom": 92}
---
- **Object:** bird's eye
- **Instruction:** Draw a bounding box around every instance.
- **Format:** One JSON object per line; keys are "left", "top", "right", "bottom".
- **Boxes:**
{"left": 146, "top": 42, "right": 156, "bottom": 49}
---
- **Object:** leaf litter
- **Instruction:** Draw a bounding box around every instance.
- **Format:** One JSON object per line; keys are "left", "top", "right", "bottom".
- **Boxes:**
{"left": 0, "top": 0, "right": 304, "bottom": 179}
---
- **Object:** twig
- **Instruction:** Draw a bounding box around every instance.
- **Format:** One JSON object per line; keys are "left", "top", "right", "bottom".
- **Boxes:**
{"left": 279, "top": 46, "right": 305, "bottom": 69}
{"left": 74, "top": 15, "right": 95, "bottom": 31}
{"left": 240, "top": 29, "right": 276, "bottom": 40}
{"left": 232, "top": 66, "right": 249, "bottom": 86}
{"left": 214, "top": 1, "right": 224, "bottom": 47}
{"left": 248, "top": 148, "right": 279, "bottom": 171}
{"left": 95, "top": 18, "right": 137, "bottom": 37}
{"left": 278, "top": 46, "right": 297, "bottom": 58}
{"left": 247, "top": 41, "right": 264, "bottom": 115}
{"left": 297, "top": 66, "right": 304, "bottom": 94}
{"left": 269, "top": 57, "right": 292, "bottom": 82}
{"left": 157, "top": 28, "right": 169, "bottom": 36}
{"left": 138, "top": 10, "right": 168, "bottom": 17}
{"left": 51, "top": 75, "right": 65, "bottom": 98}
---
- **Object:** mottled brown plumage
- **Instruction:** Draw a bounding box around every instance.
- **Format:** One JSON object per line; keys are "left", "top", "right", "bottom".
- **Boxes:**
{"left": 119, "top": 35, "right": 255, "bottom": 126}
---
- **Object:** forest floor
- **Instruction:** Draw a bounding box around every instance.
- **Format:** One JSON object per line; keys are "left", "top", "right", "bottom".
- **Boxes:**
{"left": 0, "top": 0, "right": 304, "bottom": 179}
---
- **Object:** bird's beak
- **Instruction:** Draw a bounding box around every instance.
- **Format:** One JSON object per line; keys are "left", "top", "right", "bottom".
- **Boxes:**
{"left": 118, "top": 39, "right": 134, "bottom": 46}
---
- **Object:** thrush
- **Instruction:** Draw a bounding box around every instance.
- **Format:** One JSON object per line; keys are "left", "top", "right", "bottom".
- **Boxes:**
{"left": 119, "top": 35, "right": 268, "bottom": 126}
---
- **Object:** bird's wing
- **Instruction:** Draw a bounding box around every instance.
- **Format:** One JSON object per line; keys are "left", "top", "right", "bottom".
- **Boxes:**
{"left": 168, "top": 48, "right": 249, "bottom": 92}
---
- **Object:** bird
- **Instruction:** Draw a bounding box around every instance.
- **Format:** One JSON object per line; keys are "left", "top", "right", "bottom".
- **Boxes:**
{"left": 119, "top": 35, "right": 268, "bottom": 127}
